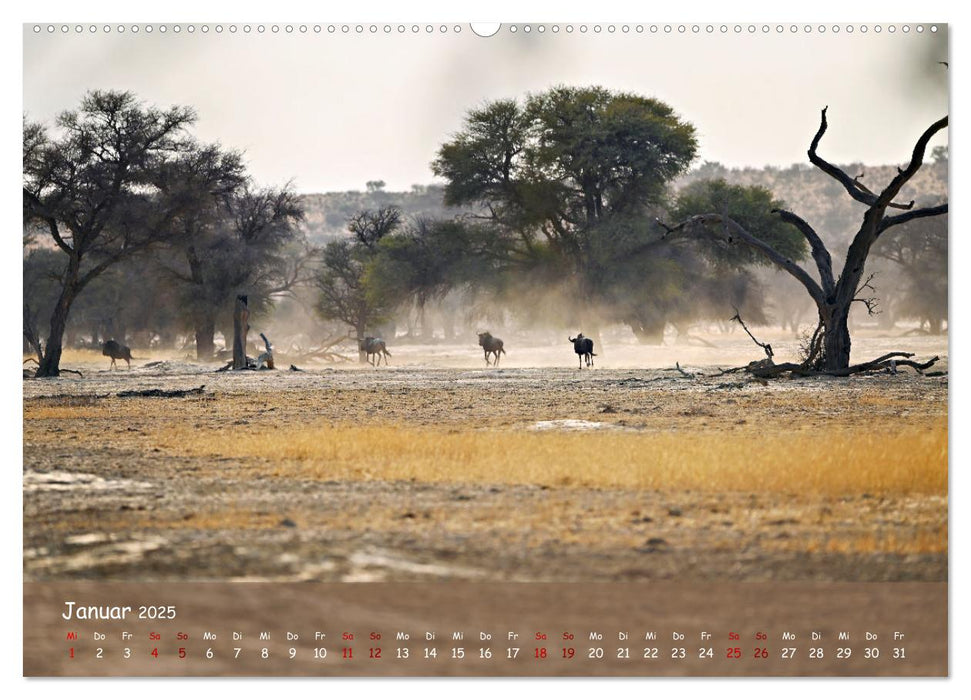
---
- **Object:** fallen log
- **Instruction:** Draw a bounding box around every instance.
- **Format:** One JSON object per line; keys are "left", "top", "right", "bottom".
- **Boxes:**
{"left": 117, "top": 385, "right": 206, "bottom": 398}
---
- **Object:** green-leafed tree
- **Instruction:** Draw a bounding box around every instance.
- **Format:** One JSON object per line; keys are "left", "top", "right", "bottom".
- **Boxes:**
{"left": 23, "top": 91, "right": 223, "bottom": 376}
{"left": 432, "top": 86, "right": 698, "bottom": 339}
{"left": 873, "top": 196, "right": 948, "bottom": 334}
{"left": 165, "top": 182, "right": 304, "bottom": 359}
{"left": 315, "top": 208, "right": 401, "bottom": 360}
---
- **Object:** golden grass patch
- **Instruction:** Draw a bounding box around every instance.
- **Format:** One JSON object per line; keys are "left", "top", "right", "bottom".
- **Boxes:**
{"left": 155, "top": 421, "right": 947, "bottom": 495}
{"left": 25, "top": 406, "right": 104, "bottom": 420}
{"left": 766, "top": 523, "right": 948, "bottom": 555}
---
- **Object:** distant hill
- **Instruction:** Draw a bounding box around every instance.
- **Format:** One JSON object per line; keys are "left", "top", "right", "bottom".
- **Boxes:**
{"left": 296, "top": 184, "right": 471, "bottom": 243}
{"left": 298, "top": 160, "right": 948, "bottom": 249}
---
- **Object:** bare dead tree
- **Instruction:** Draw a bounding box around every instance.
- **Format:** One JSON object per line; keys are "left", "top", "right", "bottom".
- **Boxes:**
{"left": 659, "top": 107, "right": 947, "bottom": 373}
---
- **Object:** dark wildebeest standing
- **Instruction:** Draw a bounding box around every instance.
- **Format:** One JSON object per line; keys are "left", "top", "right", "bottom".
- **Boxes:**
{"left": 477, "top": 332, "right": 506, "bottom": 366}
{"left": 102, "top": 340, "right": 133, "bottom": 370}
{"left": 569, "top": 333, "right": 596, "bottom": 368}
{"left": 359, "top": 336, "right": 391, "bottom": 366}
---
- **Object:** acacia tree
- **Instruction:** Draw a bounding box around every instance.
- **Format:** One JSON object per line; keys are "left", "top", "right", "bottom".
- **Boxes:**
{"left": 23, "top": 91, "right": 201, "bottom": 377}
{"left": 615, "top": 179, "right": 805, "bottom": 343}
{"left": 873, "top": 196, "right": 948, "bottom": 334}
{"left": 315, "top": 208, "right": 400, "bottom": 361}
{"left": 166, "top": 181, "right": 304, "bottom": 359}
{"left": 661, "top": 108, "right": 947, "bottom": 373}
{"left": 432, "top": 86, "right": 698, "bottom": 338}
{"left": 368, "top": 218, "right": 478, "bottom": 339}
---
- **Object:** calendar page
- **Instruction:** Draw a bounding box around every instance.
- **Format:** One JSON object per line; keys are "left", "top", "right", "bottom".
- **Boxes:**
{"left": 21, "top": 16, "right": 949, "bottom": 679}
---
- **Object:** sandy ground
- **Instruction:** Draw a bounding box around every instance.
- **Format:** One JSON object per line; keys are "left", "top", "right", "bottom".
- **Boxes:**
{"left": 23, "top": 332, "right": 948, "bottom": 583}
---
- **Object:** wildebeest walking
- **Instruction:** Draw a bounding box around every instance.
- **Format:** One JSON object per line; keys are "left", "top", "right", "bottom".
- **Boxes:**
{"left": 102, "top": 340, "right": 133, "bottom": 370}
{"left": 359, "top": 336, "right": 391, "bottom": 366}
{"left": 477, "top": 332, "right": 506, "bottom": 366}
{"left": 569, "top": 333, "right": 596, "bottom": 368}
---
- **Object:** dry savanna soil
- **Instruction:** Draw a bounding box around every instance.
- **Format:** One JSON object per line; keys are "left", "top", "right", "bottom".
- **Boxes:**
{"left": 23, "top": 334, "right": 948, "bottom": 583}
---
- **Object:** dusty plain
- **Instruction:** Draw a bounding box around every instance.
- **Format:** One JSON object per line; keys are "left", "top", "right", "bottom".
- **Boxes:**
{"left": 23, "top": 331, "right": 948, "bottom": 583}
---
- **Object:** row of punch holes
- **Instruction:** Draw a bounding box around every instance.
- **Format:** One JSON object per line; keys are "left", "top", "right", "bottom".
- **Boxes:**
{"left": 33, "top": 23, "right": 940, "bottom": 36}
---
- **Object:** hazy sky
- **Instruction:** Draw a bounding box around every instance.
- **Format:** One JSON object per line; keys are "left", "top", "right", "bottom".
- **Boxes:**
{"left": 23, "top": 23, "right": 948, "bottom": 193}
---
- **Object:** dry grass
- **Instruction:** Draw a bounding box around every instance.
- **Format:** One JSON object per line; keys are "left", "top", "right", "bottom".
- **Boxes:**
{"left": 154, "top": 421, "right": 947, "bottom": 495}
{"left": 765, "top": 523, "right": 949, "bottom": 555}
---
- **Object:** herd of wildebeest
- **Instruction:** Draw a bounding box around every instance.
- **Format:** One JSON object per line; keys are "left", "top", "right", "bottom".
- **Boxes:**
{"left": 100, "top": 332, "right": 599, "bottom": 370}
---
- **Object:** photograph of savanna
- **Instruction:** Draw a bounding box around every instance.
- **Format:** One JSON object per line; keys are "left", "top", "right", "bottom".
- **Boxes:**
{"left": 23, "top": 24, "right": 947, "bottom": 585}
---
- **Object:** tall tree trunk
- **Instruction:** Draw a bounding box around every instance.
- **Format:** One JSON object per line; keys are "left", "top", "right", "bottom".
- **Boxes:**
{"left": 822, "top": 305, "right": 852, "bottom": 372}
{"left": 418, "top": 302, "right": 434, "bottom": 341}
{"left": 195, "top": 318, "right": 216, "bottom": 360}
{"left": 232, "top": 295, "right": 249, "bottom": 370}
{"left": 37, "top": 282, "right": 78, "bottom": 377}
{"left": 357, "top": 322, "right": 367, "bottom": 363}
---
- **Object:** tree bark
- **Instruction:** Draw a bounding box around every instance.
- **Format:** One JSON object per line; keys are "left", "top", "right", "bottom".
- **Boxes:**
{"left": 821, "top": 306, "right": 852, "bottom": 372}
{"left": 356, "top": 322, "right": 367, "bottom": 363}
{"left": 232, "top": 295, "right": 249, "bottom": 370}
{"left": 36, "top": 276, "right": 79, "bottom": 377}
{"left": 195, "top": 318, "right": 216, "bottom": 361}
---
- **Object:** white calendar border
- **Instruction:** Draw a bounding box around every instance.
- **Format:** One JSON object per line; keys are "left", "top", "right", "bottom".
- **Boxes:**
{"left": 6, "top": 0, "right": 965, "bottom": 697}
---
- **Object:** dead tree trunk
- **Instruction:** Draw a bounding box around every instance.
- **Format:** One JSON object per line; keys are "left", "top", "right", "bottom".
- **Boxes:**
{"left": 660, "top": 107, "right": 948, "bottom": 373}
{"left": 232, "top": 295, "right": 249, "bottom": 370}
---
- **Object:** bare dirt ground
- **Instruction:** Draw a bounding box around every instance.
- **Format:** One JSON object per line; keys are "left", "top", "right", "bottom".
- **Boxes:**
{"left": 23, "top": 331, "right": 948, "bottom": 583}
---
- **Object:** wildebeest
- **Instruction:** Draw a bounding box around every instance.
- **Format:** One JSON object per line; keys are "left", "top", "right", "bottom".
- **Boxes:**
{"left": 102, "top": 340, "right": 133, "bottom": 370}
{"left": 359, "top": 336, "right": 391, "bottom": 366}
{"left": 569, "top": 333, "right": 596, "bottom": 368}
{"left": 477, "top": 332, "right": 506, "bottom": 366}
